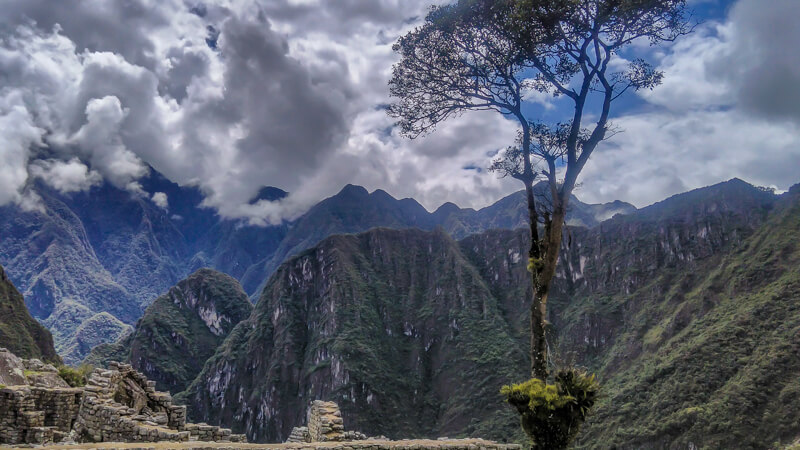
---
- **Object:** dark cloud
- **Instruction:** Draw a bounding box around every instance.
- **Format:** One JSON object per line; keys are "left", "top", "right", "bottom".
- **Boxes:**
{"left": 179, "top": 8, "right": 354, "bottom": 218}
{"left": 707, "top": 0, "right": 800, "bottom": 124}
{"left": 0, "top": 0, "right": 168, "bottom": 70}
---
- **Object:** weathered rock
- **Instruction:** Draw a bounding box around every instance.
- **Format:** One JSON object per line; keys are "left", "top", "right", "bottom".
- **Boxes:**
{"left": 0, "top": 348, "right": 27, "bottom": 386}
{"left": 22, "top": 360, "right": 69, "bottom": 389}
{"left": 286, "top": 426, "right": 310, "bottom": 443}
{"left": 0, "top": 349, "right": 246, "bottom": 445}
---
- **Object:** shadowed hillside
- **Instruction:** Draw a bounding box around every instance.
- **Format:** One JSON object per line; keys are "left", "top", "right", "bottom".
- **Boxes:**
{"left": 0, "top": 264, "right": 60, "bottom": 364}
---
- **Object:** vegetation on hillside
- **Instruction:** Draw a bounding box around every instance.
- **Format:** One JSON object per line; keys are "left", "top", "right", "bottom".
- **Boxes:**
{"left": 570, "top": 189, "right": 800, "bottom": 448}
{"left": 0, "top": 264, "right": 61, "bottom": 364}
{"left": 58, "top": 364, "right": 93, "bottom": 387}
{"left": 502, "top": 369, "right": 599, "bottom": 448}
{"left": 86, "top": 268, "right": 253, "bottom": 393}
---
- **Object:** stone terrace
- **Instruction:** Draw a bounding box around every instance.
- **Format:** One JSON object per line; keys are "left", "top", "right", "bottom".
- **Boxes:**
{"left": 30, "top": 437, "right": 523, "bottom": 449}
{"left": 0, "top": 348, "right": 245, "bottom": 445}
{"left": 73, "top": 362, "right": 245, "bottom": 444}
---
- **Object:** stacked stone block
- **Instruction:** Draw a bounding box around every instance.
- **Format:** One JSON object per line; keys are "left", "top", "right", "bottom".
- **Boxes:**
{"left": 287, "top": 400, "right": 374, "bottom": 444}
{"left": 286, "top": 425, "right": 311, "bottom": 443}
{"left": 0, "top": 384, "right": 83, "bottom": 444}
{"left": 73, "top": 361, "right": 246, "bottom": 444}
{"left": 0, "top": 350, "right": 246, "bottom": 445}
{"left": 308, "top": 400, "right": 345, "bottom": 442}
{"left": 184, "top": 422, "right": 246, "bottom": 442}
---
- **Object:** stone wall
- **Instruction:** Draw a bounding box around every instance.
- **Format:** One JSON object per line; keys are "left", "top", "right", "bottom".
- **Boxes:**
{"left": 30, "top": 438, "right": 524, "bottom": 449}
{"left": 0, "top": 349, "right": 246, "bottom": 445}
{"left": 289, "top": 401, "right": 371, "bottom": 444}
{"left": 73, "top": 361, "right": 245, "bottom": 444}
{"left": 0, "top": 385, "right": 82, "bottom": 444}
{"left": 307, "top": 400, "right": 345, "bottom": 442}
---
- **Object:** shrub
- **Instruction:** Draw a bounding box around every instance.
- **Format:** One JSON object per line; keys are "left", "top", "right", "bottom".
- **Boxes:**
{"left": 58, "top": 364, "right": 94, "bottom": 387}
{"left": 501, "top": 368, "right": 600, "bottom": 449}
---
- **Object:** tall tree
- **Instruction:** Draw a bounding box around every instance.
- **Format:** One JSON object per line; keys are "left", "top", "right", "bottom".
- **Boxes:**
{"left": 389, "top": 0, "right": 691, "bottom": 381}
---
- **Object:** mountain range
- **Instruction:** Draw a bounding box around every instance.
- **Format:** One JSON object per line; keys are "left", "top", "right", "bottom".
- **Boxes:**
{"left": 177, "top": 179, "right": 800, "bottom": 448}
{"left": 2, "top": 172, "right": 798, "bottom": 447}
{"left": 0, "top": 172, "right": 632, "bottom": 363}
{"left": 78, "top": 176, "right": 800, "bottom": 448}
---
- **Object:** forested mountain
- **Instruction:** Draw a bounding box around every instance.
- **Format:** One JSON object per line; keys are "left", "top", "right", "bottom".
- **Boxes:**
{"left": 181, "top": 227, "right": 529, "bottom": 442}
{"left": 3, "top": 171, "right": 796, "bottom": 448}
{"left": 85, "top": 268, "right": 252, "bottom": 393}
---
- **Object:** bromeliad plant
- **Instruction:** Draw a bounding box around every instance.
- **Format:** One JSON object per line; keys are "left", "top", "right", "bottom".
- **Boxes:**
{"left": 501, "top": 369, "right": 600, "bottom": 449}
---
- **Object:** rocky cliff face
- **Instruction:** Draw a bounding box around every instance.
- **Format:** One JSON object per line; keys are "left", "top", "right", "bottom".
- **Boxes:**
{"left": 461, "top": 179, "right": 797, "bottom": 449}
{"left": 0, "top": 264, "right": 60, "bottom": 364}
{"left": 182, "top": 228, "right": 528, "bottom": 443}
{"left": 85, "top": 269, "right": 252, "bottom": 394}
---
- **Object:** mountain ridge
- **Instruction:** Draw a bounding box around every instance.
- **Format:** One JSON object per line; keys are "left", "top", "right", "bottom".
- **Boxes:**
{"left": 0, "top": 167, "right": 643, "bottom": 359}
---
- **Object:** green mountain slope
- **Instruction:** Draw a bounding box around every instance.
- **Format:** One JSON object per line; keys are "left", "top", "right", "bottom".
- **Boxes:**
{"left": 572, "top": 186, "right": 800, "bottom": 449}
{"left": 0, "top": 264, "right": 60, "bottom": 363}
{"left": 181, "top": 228, "right": 528, "bottom": 443}
{"left": 86, "top": 268, "right": 253, "bottom": 393}
{"left": 1, "top": 170, "right": 634, "bottom": 361}
{"left": 0, "top": 191, "right": 139, "bottom": 363}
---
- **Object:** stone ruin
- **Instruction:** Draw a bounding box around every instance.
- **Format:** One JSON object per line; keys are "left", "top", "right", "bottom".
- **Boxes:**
{"left": 286, "top": 400, "right": 371, "bottom": 443}
{"left": 0, "top": 348, "right": 245, "bottom": 445}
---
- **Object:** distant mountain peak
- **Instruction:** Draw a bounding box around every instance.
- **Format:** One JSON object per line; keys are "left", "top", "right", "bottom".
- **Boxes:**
{"left": 249, "top": 186, "right": 289, "bottom": 204}
{"left": 338, "top": 184, "right": 370, "bottom": 198}
{"left": 433, "top": 202, "right": 461, "bottom": 216}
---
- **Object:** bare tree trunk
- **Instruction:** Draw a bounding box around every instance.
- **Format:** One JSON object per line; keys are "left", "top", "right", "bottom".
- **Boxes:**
{"left": 527, "top": 180, "right": 569, "bottom": 381}
{"left": 525, "top": 182, "right": 547, "bottom": 381}
{"left": 530, "top": 287, "right": 548, "bottom": 381}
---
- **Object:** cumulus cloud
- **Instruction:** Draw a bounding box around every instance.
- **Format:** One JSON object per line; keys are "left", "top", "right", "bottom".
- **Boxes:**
{"left": 0, "top": 97, "right": 44, "bottom": 206}
{"left": 707, "top": 0, "right": 800, "bottom": 124}
{"left": 0, "top": 0, "right": 796, "bottom": 220}
{"left": 151, "top": 192, "right": 169, "bottom": 210}
{"left": 29, "top": 158, "right": 102, "bottom": 193}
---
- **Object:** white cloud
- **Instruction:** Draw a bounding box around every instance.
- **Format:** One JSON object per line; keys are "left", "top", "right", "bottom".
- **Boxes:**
{"left": 151, "top": 192, "right": 169, "bottom": 210}
{"left": 29, "top": 158, "right": 102, "bottom": 193}
{"left": 573, "top": 0, "right": 800, "bottom": 207}
{"left": 0, "top": 96, "right": 44, "bottom": 206}
{"left": 580, "top": 109, "right": 800, "bottom": 207}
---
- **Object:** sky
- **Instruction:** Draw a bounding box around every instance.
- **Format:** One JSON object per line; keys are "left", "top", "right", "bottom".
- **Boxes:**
{"left": 0, "top": 0, "right": 798, "bottom": 224}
